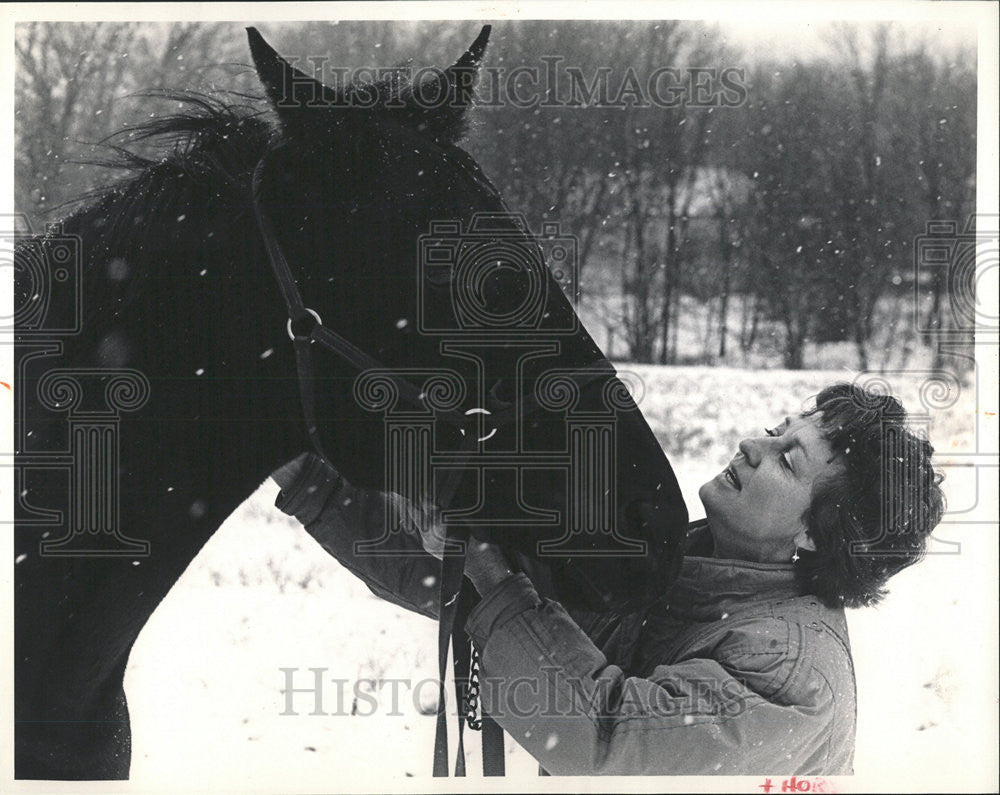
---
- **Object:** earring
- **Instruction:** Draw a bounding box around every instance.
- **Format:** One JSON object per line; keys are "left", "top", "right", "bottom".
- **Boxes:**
{"left": 791, "top": 549, "right": 801, "bottom": 563}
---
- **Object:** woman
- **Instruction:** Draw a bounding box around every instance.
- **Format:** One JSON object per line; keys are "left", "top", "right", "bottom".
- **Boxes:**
{"left": 271, "top": 382, "right": 943, "bottom": 775}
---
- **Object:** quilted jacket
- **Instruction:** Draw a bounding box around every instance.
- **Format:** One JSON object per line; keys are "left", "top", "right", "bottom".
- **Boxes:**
{"left": 275, "top": 453, "right": 857, "bottom": 775}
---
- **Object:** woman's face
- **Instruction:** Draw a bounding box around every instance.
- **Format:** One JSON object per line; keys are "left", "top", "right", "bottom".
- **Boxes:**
{"left": 698, "top": 412, "right": 843, "bottom": 563}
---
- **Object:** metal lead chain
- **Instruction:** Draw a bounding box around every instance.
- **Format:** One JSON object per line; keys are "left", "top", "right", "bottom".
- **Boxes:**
{"left": 464, "top": 645, "right": 483, "bottom": 731}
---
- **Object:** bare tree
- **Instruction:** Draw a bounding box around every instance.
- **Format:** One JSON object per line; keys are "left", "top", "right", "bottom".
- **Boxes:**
{"left": 15, "top": 22, "right": 246, "bottom": 226}
{"left": 897, "top": 45, "right": 977, "bottom": 368}
{"left": 706, "top": 168, "right": 751, "bottom": 359}
{"left": 16, "top": 23, "right": 138, "bottom": 218}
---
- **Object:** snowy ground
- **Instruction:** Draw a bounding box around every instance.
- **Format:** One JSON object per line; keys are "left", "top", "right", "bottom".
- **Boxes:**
{"left": 122, "top": 365, "right": 998, "bottom": 793}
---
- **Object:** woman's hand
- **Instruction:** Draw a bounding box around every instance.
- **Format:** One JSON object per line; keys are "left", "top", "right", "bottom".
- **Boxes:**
{"left": 409, "top": 501, "right": 515, "bottom": 595}
{"left": 408, "top": 501, "right": 449, "bottom": 561}
{"left": 464, "top": 538, "right": 516, "bottom": 595}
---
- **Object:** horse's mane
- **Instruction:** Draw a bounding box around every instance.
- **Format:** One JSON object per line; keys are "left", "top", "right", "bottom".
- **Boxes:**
{"left": 94, "top": 91, "right": 271, "bottom": 179}
{"left": 14, "top": 92, "right": 277, "bottom": 350}
{"left": 61, "top": 92, "right": 273, "bottom": 255}
{"left": 58, "top": 65, "right": 473, "bottom": 254}
{"left": 24, "top": 77, "right": 476, "bottom": 349}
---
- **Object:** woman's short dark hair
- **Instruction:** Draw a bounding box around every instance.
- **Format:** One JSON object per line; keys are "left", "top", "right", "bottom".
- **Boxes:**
{"left": 794, "top": 382, "right": 945, "bottom": 609}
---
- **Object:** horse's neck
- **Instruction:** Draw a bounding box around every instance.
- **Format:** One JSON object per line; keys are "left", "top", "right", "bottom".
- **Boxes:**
{"left": 40, "top": 189, "right": 307, "bottom": 479}
{"left": 55, "top": 183, "right": 273, "bottom": 356}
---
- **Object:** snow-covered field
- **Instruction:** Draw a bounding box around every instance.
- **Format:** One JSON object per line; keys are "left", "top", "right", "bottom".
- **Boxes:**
{"left": 123, "top": 365, "right": 998, "bottom": 793}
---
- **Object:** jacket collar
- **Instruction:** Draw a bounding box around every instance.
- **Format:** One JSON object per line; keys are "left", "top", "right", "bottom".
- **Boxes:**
{"left": 654, "top": 520, "right": 805, "bottom": 621}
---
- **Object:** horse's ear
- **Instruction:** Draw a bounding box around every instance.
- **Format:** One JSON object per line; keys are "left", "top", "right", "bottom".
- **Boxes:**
{"left": 402, "top": 25, "right": 491, "bottom": 143}
{"left": 247, "top": 27, "right": 338, "bottom": 121}
{"left": 445, "top": 24, "right": 491, "bottom": 103}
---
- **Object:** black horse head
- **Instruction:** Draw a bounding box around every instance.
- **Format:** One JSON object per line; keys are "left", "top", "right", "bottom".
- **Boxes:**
{"left": 243, "top": 26, "right": 608, "bottom": 498}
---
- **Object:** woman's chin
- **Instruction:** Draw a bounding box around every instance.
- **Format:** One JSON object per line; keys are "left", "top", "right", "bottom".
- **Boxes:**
{"left": 698, "top": 472, "right": 735, "bottom": 511}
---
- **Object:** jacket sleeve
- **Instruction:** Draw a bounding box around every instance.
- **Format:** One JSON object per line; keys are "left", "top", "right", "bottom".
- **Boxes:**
{"left": 466, "top": 574, "right": 838, "bottom": 776}
{"left": 274, "top": 453, "right": 442, "bottom": 621}
{"left": 273, "top": 454, "right": 614, "bottom": 641}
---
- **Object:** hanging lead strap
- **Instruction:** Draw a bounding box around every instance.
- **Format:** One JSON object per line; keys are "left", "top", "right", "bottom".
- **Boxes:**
{"left": 457, "top": 599, "right": 505, "bottom": 776}
{"left": 460, "top": 615, "right": 506, "bottom": 777}
{"left": 431, "top": 424, "right": 480, "bottom": 776}
{"left": 432, "top": 544, "right": 467, "bottom": 776}
{"left": 451, "top": 583, "right": 477, "bottom": 777}
{"left": 462, "top": 617, "right": 506, "bottom": 776}
{"left": 432, "top": 532, "right": 470, "bottom": 776}
{"left": 289, "top": 330, "right": 332, "bottom": 465}
{"left": 481, "top": 711, "right": 506, "bottom": 776}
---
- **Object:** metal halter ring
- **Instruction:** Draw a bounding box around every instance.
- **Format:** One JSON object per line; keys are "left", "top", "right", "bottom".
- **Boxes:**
{"left": 287, "top": 308, "right": 322, "bottom": 341}
{"left": 457, "top": 407, "right": 497, "bottom": 443}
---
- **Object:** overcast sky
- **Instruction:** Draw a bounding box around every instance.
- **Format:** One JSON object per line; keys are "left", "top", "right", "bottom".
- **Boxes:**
{"left": 713, "top": 18, "right": 978, "bottom": 63}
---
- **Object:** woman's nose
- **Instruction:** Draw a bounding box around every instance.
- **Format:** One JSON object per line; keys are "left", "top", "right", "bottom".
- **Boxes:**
{"left": 739, "top": 437, "right": 762, "bottom": 466}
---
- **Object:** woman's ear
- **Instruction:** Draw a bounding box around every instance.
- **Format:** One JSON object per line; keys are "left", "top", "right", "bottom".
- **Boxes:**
{"left": 793, "top": 528, "right": 817, "bottom": 552}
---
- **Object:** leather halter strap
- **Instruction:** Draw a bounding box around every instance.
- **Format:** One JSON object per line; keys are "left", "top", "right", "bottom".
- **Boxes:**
{"left": 251, "top": 159, "right": 463, "bottom": 436}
